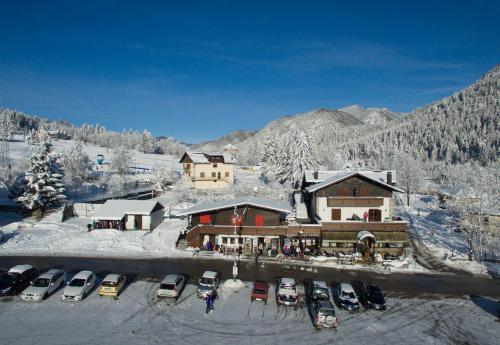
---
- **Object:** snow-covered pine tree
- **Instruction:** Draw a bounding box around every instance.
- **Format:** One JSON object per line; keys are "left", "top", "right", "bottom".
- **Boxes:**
{"left": 17, "top": 140, "right": 66, "bottom": 217}
{"left": 289, "top": 129, "right": 319, "bottom": 188}
{"left": 261, "top": 136, "right": 278, "bottom": 181}
{"left": 137, "top": 129, "right": 157, "bottom": 154}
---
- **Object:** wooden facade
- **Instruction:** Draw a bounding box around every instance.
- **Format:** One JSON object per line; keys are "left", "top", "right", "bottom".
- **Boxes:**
{"left": 190, "top": 205, "right": 285, "bottom": 227}
{"left": 315, "top": 176, "right": 393, "bottom": 198}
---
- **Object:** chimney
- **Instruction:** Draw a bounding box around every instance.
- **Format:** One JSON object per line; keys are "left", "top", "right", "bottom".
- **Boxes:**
{"left": 313, "top": 170, "right": 319, "bottom": 180}
{"left": 387, "top": 171, "right": 393, "bottom": 185}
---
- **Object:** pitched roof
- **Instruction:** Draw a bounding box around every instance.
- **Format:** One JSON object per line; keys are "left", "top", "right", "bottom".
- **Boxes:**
{"left": 180, "top": 152, "right": 237, "bottom": 164}
{"left": 304, "top": 171, "right": 404, "bottom": 193}
{"left": 177, "top": 197, "right": 292, "bottom": 216}
{"left": 92, "top": 200, "right": 164, "bottom": 220}
{"left": 304, "top": 169, "right": 397, "bottom": 184}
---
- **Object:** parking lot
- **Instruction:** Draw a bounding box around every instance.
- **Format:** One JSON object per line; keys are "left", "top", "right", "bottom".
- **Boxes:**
{"left": 1, "top": 276, "right": 499, "bottom": 345}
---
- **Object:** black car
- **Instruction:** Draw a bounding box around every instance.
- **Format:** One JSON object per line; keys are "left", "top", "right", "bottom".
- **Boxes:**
{"left": 0, "top": 266, "right": 39, "bottom": 296}
{"left": 309, "top": 280, "right": 330, "bottom": 301}
{"left": 352, "top": 281, "right": 386, "bottom": 310}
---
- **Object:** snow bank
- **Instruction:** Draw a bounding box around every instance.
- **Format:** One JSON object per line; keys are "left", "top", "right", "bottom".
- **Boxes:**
{"left": 221, "top": 279, "right": 245, "bottom": 291}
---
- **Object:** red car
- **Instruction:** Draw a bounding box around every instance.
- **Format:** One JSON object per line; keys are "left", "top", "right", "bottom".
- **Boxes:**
{"left": 251, "top": 281, "right": 269, "bottom": 304}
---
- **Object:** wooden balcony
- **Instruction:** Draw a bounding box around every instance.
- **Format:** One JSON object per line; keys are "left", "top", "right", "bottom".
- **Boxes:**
{"left": 320, "top": 221, "right": 407, "bottom": 232}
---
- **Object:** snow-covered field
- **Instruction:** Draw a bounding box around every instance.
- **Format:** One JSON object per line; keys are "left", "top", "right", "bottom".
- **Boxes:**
{"left": 0, "top": 278, "right": 498, "bottom": 345}
{"left": 0, "top": 210, "right": 191, "bottom": 258}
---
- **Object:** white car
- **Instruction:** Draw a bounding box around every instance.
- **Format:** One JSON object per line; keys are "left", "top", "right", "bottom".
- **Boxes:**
{"left": 276, "top": 277, "right": 299, "bottom": 306}
{"left": 157, "top": 274, "right": 186, "bottom": 298}
{"left": 21, "top": 269, "right": 66, "bottom": 302}
{"left": 61, "top": 271, "right": 96, "bottom": 301}
{"left": 197, "top": 271, "right": 220, "bottom": 298}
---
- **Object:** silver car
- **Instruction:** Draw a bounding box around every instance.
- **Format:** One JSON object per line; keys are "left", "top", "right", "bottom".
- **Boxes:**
{"left": 157, "top": 274, "right": 186, "bottom": 298}
{"left": 21, "top": 269, "right": 66, "bottom": 302}
{"left": 61, "top": 271, "right": 96, "bottom": 302}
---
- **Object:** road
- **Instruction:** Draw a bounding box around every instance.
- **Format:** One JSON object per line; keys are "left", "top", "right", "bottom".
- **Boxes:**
{"left": 1, "top": 255, "right": 499, "bottom": 298}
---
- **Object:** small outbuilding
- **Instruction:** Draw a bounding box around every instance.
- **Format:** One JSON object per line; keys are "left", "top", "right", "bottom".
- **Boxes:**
{"left": 92, "top": 199, "right": 164, "bottom": 231}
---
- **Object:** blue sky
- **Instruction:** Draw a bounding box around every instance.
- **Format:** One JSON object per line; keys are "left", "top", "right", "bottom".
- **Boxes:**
{"left": 0, "top": 1, "right": 499, "bottom": 143}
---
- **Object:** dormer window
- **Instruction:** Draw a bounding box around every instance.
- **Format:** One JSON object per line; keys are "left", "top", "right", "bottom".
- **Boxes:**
{"left": 353, "top": 188, "right": 358, "bottom": 197}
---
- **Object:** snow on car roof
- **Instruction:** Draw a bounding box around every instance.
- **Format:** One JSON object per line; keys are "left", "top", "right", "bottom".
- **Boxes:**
{"left": 103, "top": 274, "right": 121, "bottom": 282}
{"left": 72, "top": 270, "right": 94, "bottom": 280}
{"left": 313, "top": 280, "right": 328, "bottom": 288}
{"left": 38, "top": 269, "right": 62, "bottom": 279}
{"left": 8, "top": 264, "right": 33, "bottom": 274}
{"left": 339, "top": 283, "right": 355, "bottom": 292}
{"left": 162, "top": 274, "right": 181, "bottom": 283}
{"left": 202, "top": 271, "right": 218, "bottom": 279}
{"left": 280, "top": 278, "right": 296, "bottom": 285}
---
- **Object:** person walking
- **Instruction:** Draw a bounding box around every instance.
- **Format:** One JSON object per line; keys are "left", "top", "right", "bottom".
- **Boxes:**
{"left": 205, "top": 293, "right": 212, "bottom": 313}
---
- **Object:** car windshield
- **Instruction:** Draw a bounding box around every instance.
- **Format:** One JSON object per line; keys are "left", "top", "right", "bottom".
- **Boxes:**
{"left": 32, "top": 278, "right": 50, "bottom": 287}
{"left": 341, "top": 291, "right": 356, "bottom": 299}
{"left": 314, "top": 287, "right": 329, "bottom": 296}
{"left": 278, "top": 294, "right": 297, "bottom": 302}
{"left": 200, "top": 278, "right": 214, "bottom": 286}
{"left": 160, "top": 283, "right": 176, "bottom": 290}
{"left": 69, "top": 278, "right": 86, "bottom": 287}
{"left": 102, "top": 281, "right": 117, "bottom": 287}
{"left": 253, "top": 288, "right": 266, "bottom": 294}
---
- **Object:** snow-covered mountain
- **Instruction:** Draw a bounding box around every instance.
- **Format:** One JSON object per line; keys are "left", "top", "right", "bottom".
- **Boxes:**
{"left": 192, "top": 130, "right": 257, "bottom": 152}
{"left": 339, "top": 105, "right": 405, "bottom": 125}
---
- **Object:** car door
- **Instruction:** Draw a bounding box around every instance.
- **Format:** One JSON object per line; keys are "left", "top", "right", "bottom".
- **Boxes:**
{"left": 86, "top": 274, "right": 95, "bottom": 294}
{"left": 50, "top": 272, "right": 62, "bottom": 294}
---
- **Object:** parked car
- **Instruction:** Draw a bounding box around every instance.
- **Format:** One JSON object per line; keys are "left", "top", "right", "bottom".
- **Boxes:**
{"left": 21, "top": 269, "right": 66, "bottom": 302}
{"left": 276, "top": 277, "right": 299, "bottom": 306}
{"left": 0, "top": 265, "right": 39, "bottom": 296}
{"left": 197, "top": 271, "right": 220, "bottom": 298}
{"left": 312, "top": 299, "right": 338, "bottom": 328}
{"left": 0, "top": 230, "right": 4, "bottom": 242}
{"left": 98, "top": 274, "right": 126, "bottom": 298}
{"left": 251, "top": 281, "right": 269, "bottom": 304}
{"left": 309, "top": 280, "right": 330, "bottom": 301}
{"left": 61, "top": 271, "right": 96, "bottom": 301}
{"left": 352, "top": 281, "right": 386, "bottom": 310}
{"left": 334, "top": 283, "right": 360, "bottom": 311}
{"left": 157, "top": 274, "right": 186, "bottom": 298}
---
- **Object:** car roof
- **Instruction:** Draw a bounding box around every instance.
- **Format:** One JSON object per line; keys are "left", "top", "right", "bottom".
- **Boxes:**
{"left": 339, "top": 283, "right": 355, "bottom": 292}
{"left": 313, "top": 280, "right": 328, "bottom": 288}
{"left": 202, "top": 271, "right": 218, "bottom": 279}
{"left": 280, "top": 277, "right": 296, "bottom": 285}
{"left": 162, "top": 274, "right": 182, "bottom": 283}
{"left": 8, "top": 264, "right": 33, "bottom": 274}
{"left": 103, "top": 274, "right": 122, "bottom": 282}
{"left": 253, "top": 281, "right": 268, "bottom": 289}
{"left": 38, "top": 269, "right": 62, "bottom": 279}
{"left": 316, "top": 300, "right": 335, "bottom": 308}
{"left": 72, "top": 270, "right": 94, "bottom": 279}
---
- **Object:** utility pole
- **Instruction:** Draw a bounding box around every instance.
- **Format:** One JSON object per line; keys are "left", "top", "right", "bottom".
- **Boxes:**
{"left": 232, "top": 206, "right": 239, "bottom": 282}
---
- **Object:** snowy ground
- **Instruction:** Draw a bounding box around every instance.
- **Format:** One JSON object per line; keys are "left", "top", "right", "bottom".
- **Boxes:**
{"left": 394, "top": 194, "right": 500, "bottom": 277}
{"left": 0, "top": 278, "right": 498, "bottom": 345}
{"left": 0, "top": 210, "right": 191, "bottom": 258}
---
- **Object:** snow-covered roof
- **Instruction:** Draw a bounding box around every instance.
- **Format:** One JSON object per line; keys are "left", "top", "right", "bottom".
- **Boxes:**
{"left": 280, "top": 278, "right": 296, "bottom": 286}
{"left": 178, "top": 197, "right": 292, "bottom": 216}
{"left": 202, "top": 271, "right": 218, "bottom": 279}
{"left": 304, "top": 169, "right": 397, "bottom": 184}
{"left": 72, "top": 270, "right": 94, "bottom": 280}
{"left": 339, "top": 283, "right": 355, "bottom": 293}
{"left": 181, "top": 151, "right": 237, "bottom": 164}
{"left": 293, "top": 191, "right": 309, "bottom": 220}
{"left": 8, "top": 265, "right": 33, "bottom": 274}
{"left": 304, "top": 171, "right": 404, "bottom": 193}
{"left": 92, "top": 200, "right": 164, "bottom": 220}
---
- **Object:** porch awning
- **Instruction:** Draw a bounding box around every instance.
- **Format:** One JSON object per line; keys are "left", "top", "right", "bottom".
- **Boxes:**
{"left": 357, "top": 230, "right": 375, "bottom": 241}
{"left": 374, "top": 232, "right": 407, "bottom": 242}
{"left": 321, "top": 231, "right": 357, "bottom": 242}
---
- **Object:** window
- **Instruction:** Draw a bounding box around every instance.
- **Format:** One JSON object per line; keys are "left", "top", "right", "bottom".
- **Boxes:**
{"left": 353, "top": 188, "right": 358, "bottom": 197}
{"left": 211, "top": 172, "right": 216, "bottom": 178}
{"left": 368, "top": 209, "right": 382, "bottom": 222}
{"left": 200, "top": 214, "right": 211, "bottom": 224}
{"left": 331, "top": 209, "right": 341, "bottom": 221}
{"left": 213, "top": 163, "right": 218, "bottom": 168}
{"left": 200, "top": 172, "right": 205, "bottom": 178}
{"left": 225, "top": 172, "right": 230, "bottom": 177}
{"left": 255, "top": 215, "right": 264, "bottom": 226}
{"left": 185, "top": 163, "right": 191, "bottom": 169}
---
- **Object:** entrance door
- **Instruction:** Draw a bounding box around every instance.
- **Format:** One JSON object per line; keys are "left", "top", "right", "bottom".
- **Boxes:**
{"left": 368, "top": 209, "right": 381, "bottom": 222}
{"left": 134, "top": 215, "right": 142, "bottom": 229}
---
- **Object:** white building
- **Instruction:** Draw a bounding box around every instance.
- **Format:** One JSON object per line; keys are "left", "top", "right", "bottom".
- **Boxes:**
{"left": 92, "top": 199, "right": 164, "bottom": 231}
{"left": 179, "top": 152, "right": 236, "bottom": 189}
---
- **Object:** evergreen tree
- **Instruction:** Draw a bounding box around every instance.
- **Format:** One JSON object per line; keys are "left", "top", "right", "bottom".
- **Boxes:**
{"left": 138, "top": 129, "right": 157, "bottom": 153}
{"left": 289, "top": 130, "right": 319, "bottom": 188}
{"left": 17, "top": 140, "right": 66, "bottom": 217}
